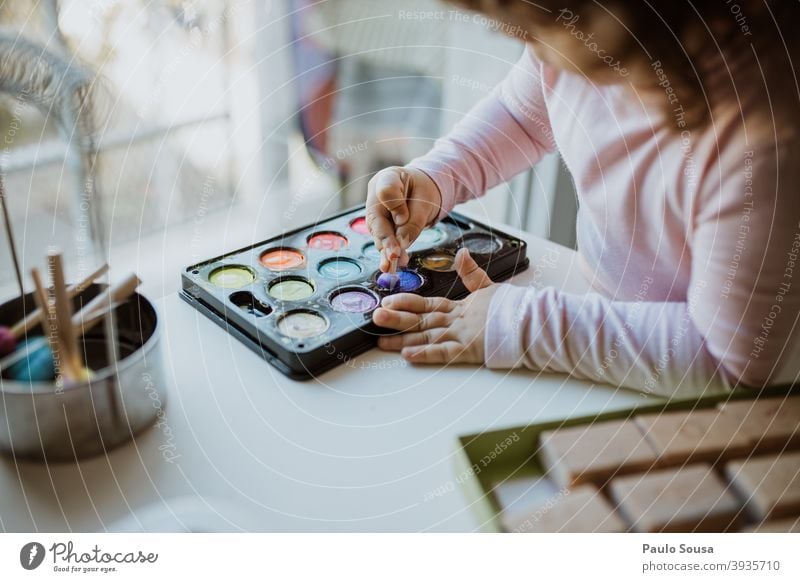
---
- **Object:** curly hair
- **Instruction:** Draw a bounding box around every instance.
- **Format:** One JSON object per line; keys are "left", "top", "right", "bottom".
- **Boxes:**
{"left": 446, "top": 1, "right": 799, "bottom": 133}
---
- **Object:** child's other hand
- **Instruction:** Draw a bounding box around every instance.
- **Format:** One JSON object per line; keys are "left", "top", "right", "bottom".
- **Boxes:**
{"left": 366, "top": 166, "right": 442, "bottom": 271}
{"left": 374, "top": 249, "right": 497, "bottom": 364}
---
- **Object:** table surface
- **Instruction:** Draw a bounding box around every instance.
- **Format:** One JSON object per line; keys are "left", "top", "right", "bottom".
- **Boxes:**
{"left": 0, "top": 221, "right": 648, "bottom": 532}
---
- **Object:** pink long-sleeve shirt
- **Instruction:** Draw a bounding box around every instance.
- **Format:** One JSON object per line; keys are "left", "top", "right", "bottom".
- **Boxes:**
{"left": 411, "top": 46, "right": 800, "bottom": 397}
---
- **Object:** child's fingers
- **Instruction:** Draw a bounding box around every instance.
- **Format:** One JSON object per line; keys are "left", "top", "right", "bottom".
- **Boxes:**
{"left": 372, "top": 307, "right": 451, "bottom": 332}
{"left": 381, "top": 294, "right": 456, "bottom": 313}
{"left": 366, "top": 200, "right": 398, "bottom": 254}
{"left": 379, "top": 245, "right": 403, "bottom": 272}
{"left": 378, "top": 328, "right": 450, "bottom": 350}
{"left": 373, "top": 168, "right": 409, "bottom": 226}
{"left": 379, "top": 249, "right": 388, "bottom": 272}
{"left": 366, "top": 170, "right": 405, "bottom": 253}
{"left": 398, "top": 249, "right": 410, "bottom": 267}
{"left": 401, "top": 341, "right": 464, "bottom": 364}
{"left": 396, "top": 195, "right": 435, "bottom": 249}
{"left": 379, "top": 248, "right": 408, "bottom": 271}
{"left": 455, "top": 248, "right": 493, "bottom": 292}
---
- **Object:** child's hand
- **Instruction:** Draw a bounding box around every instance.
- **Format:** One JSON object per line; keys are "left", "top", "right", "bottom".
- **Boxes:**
{"left": 366, "top": 166, "right": 442, "bottom": 271}
{"left": 374, "top": 249, "right": 497, "bottom": 364}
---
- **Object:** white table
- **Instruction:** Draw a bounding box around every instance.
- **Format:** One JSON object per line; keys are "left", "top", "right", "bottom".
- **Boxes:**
{"left": 0, "top": 224, "right": 647, "bottom": 532}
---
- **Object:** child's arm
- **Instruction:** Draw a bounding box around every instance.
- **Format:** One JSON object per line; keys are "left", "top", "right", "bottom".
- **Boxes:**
{"left": 410, "top": 45, "right": 558, "bottom": 219}
{"left": 487, "top": 142, "right": 800, "bottom": 396}
{"left": 376, "top": 140, "right": 799, "bottom": 396}
{"left": 366, "top": 47, "right": 555, "bottom": 268}
{"left": 485, "top": 285, "right": 725, "bottom": 396}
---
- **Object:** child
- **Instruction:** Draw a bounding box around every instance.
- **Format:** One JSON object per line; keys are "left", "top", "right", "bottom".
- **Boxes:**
{"left": 367, "top": 1, "right": 800, "bottom": 396}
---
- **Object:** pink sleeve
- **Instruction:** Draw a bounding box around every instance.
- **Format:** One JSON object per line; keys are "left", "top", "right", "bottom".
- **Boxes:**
{"left": 484, "top": 284, "right": 725, "bottom": 397}
{"left": 484, "top": 142, "right": 800, "bottom": 396}
{"left": 409, "top": 46, "right": 557, "bottom": 219}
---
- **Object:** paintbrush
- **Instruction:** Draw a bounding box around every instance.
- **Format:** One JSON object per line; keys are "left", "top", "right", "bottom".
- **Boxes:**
{"left": 2, "top": 268, "right": 137, "bottom": 383}
{"left": 376, "top": 170, "right": 409, "bottom": 291}
{"left": 71, "top": 273, "right": 140, "bottom": 328}
{"left": 48, "top": 252, "right": 84, "bottom": 382}
{"left": 0, "top": 263, "right": 108, "bottom": 357}
{"left": 0, "top": 177, "right": 23, "bottom": 299}
{"left": 70, "top": 274, "right": 141, "bottom": 384}
{"left": 376, "top": 250, "right": 400, "bottom": 290}
{"left": 73, "top": 301, "right": 125, "bottom": 335}
{"left": 29, "top": 267, "right": 65, "bottom": 383}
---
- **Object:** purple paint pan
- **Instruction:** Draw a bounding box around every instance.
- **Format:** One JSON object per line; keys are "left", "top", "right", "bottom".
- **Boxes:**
{"left": 376, "top": 269, "right": 423, "bottom": 293}
{"left": 330, "top": 288, "right": 379, "bottom": 313}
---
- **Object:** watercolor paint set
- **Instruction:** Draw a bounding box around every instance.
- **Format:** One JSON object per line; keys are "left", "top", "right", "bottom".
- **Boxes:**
{"left": 180, "top": 205, "right": 529, "bottom": 379}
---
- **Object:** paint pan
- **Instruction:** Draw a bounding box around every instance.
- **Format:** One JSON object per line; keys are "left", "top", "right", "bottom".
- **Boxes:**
{"left": 362, "top": 242, "right": 381, "bottom": 260}
{"left": 349, "top": 216, "right": 370, "bottom": 235}
{"left": 420, "top": 252, "right": 456, "bottom": 272}
{"left": 259, "top": 248, "right": 305, "bottom": 271}
{"left": 209, "top": 266, "right": 256, "bottom": 289}
{"left": 460, "top": 233, "right": 501, "bottom": 255}
{"left": 277, "top": 311, "right": 329, "bottom": 339}
{"left": 329, "top": 288, "right": 379, "bottom": 313}
{"left": 308, "top": 231, "right": 348, "bottom": 250}
{"left": 376, "top": 269, "right": 424, "bottom": 293}
{"left": 408, "top": 226, "right": 447, "bottom": 252}
{"left": 268, "top": 277, "right": 315, "bottom": 301}
{"left": 318, "top": 257, "right": 363, "bottom": 279}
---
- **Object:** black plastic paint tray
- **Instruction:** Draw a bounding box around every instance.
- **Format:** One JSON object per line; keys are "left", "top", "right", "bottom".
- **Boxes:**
{"left": 180, "top": 206, "right": 529, "bottom": 380}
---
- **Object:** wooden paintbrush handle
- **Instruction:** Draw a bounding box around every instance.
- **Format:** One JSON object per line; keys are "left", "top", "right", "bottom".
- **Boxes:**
{"left": 29, "top": 269, "right": 54, "bottom": 339}
{"left": 71, "top": 273, "right": 141, "bottom": 335}
{"left": 48, "top": 253, "right": 81, "bottom": 380}
{"left": 73, "top": 302, "right": 122, "bottom": 337}
{"left": 10, "top": 263, "right": 108, "bottom": 338}
{"left": 29, "top": 267, "right": 67, "bottom": 381}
